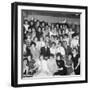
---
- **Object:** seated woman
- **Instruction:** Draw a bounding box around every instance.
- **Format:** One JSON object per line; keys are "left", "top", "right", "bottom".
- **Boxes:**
{"left": 54, "top": 53, "right": 67, "bottom": 75}
{"left": 65, "top": 53, "right": 74, "bottom": 75}
{"left": 27, "top": 55, "right": 37, "bottom": 76}
{"left": 23, "top": 58, "right": 29, "bottom": 75}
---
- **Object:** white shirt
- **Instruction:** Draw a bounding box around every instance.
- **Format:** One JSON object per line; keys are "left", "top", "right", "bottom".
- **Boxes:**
{"left": 56, "top": 46, "right": 65, "bottom": 55}
{"left": 71, "top": 38, "right": 79, "bottom": 48}
{"left": 50, "top": 47, "right": 56, "bottom": 55}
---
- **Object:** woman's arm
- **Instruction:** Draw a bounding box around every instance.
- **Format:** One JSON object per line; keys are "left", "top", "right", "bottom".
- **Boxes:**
{"left": 75, "top": 58, "right": 80, "bottom": 70}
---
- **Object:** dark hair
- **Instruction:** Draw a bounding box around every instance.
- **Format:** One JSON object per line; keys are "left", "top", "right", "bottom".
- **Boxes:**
{"left": 56, "top": 53, "right": 62, "bottom": 59}
{"left": 30, "top": 41, "right": 36, "bottom": 47}
{"left": 72, "top": 33, "right": 78, "bottom": 38}
{"left": 72, "top": 48, "right": 78, "bottom": 52}
{"left": 23, "top": 58, "right": 28, "bottom": 61}
{"left": 52, "top": 42, "right": 56, "bottom": 46}
{"left": 64, "top": 34, "right": 68, "bottom": 37}
{"left": 24, "top": 20, "right": 28, "bottom": 24}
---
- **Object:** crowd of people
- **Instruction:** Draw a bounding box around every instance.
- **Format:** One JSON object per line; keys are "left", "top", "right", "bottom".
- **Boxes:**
{"left": 22, "top": 17, "right": 80, "bottom": 78}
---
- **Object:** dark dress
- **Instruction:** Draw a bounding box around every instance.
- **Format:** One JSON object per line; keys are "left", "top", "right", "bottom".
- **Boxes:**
{"left": 36, "top": 31, "right": 43, "bottom": 41}
{"left": 72, "top": 54, "right": 80, "bottom": 75}
{"left": 24, "top": 46, "right": 32, "bottom": 57}
{"left": 54, "top": 60, "right": 67, "bottom": 75}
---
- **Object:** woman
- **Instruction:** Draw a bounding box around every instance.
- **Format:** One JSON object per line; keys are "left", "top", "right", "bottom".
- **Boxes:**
{"left": 54, "top": 53, "right": 67, "bottom": 75}
{"left": 56, "top": 41, "right": 65, "bottom": 56}
{"left": 30, "top": 42, "right": 40, "bottom": 60}
{"left": 34, "top": 55, "right": 52, "bottom": 77}
{"left": 65, "top": 53, "right": 74, "bottom": 75}
{"left": 50, "top": 42, "right": 57, "bottom": 55}
{"left": 27, "top": 55, "right": 36, "bottom": 76}
{"left": 72, "top": 48, "right": 80, "bottom": 75}
{"left": 38, "top": 37, "right": 45, "bottom": 50}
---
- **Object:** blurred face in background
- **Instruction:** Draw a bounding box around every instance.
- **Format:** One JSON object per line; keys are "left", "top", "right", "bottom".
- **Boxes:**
{"left": 23, "top": 60, "right": 27, "bottom": 66}
{"left": 52, "top": 43, "right": 56, "bottom": 48}
{"left": 51, "top": 35, "right": 54, "bottom": 41}
{"left": 68, "top": 54, "right": 72, "bottom": 60}
{"left": 45, "top": 36, "right": 49, "bottom": 42}
{"left": 28, "top": 28, "right": 32, "bottom": 32}
{"left": 34, "top": 37, "right": 38, "bottom": 42}
{"left": 36, "top": 21, "right": 40, "bottom": 27}
{"left": 50, "top": 55, "right": 54, "bottom": 60}
{"left": 63, "top": 41, "right": 67, "bottom": 47}
{"left": 28, "top": 55, "right": 32, "bottom": 61}
{"left": 30, "top": 21, "right": 34, "bottom": 26}
{"left": 42, "top": 22, "right": 45, "bottom": 27}
{"left": 40, "top": 37, "right": 44, "bottom": 41}
{"left": 56, "top": 24, "right": 59, "bottom": 29}
{"left": 56, "top": 55, "right": 61, "bottom": 60}
{"left": 32, "top": 28, "right": 35, "bottom": 33}
{"left": 51, "top": 24, "right": 54, "bottom": 29}
{"left": 25, "top": 21, "right": 28, "bottom": 25}
{"left": 38, "top": 27, "right": 41, "bottom": 32}
{"left": 40, "top": 55, "right": 44, "bottom": 60}
{"left": 58, "top": 42, "right": 61, "bottom": 47}
{"left": 72, "top": 49, "right": 77, "bottom": 55}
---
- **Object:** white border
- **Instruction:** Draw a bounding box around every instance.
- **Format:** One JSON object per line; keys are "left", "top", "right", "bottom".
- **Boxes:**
{"left": 18, "top": 5, "right": 86, "bottom": 84}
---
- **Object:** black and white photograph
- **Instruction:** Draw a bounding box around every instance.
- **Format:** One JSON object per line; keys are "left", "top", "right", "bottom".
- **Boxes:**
{"left": 22, "top": 10, "right": 80, "bottom": 78}
{"left": 11, "top": 2, "right": 88, "bottom": 87}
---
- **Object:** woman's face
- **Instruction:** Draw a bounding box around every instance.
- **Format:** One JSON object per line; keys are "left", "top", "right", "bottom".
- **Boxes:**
{"left": 50, "top": 56, "right": 54, "bottom": 60}
{"left": 40, "top": 37, "right": 43, "bottom": 41}
{"left": 34, "top": 37, "right": 38, "bottom": 42}
{"left": 72, "top": 49, "right": 77, "bottom": 55}
{"left": 56, "top": 56, "right": 60, "bottom": 60}
{"left": 32, "top": 28, "right": 35, "bottom": 32}
{"left": 40, "top": 55, "right": 43, "bottom": 60}
{"left": 56, "top": 24, "right": 59, "bottom": 28}
{"left": 38, "top": 28, "right": 41, "bottom": 32}
{"left": 68, "top": 55, "right": 72, "bottom": 60}
{"left": 30, "top": 21, "right": 33, "bottom": 26}
{"left": 58, "top": 42, "right": 61, "bottom": 47}
{"left": 52, "top": 43, "right": 55, "bottom": 48}
{"left": 31, "top": 44, "right": 35, "bottom": 48}
{"left": 28, "top": 29, "right": 31, "bottom": 32}
{"left": 23, "top": 60, "right": 27, "bottom": 65}
{"left": 25, "top": 21, "right": 28, "bottom": 24}
{"left": 28, "top": 56, "right": 31, "bottom": 61}
{"left": 42, "top": 22, "right": 45, "bottom": 27}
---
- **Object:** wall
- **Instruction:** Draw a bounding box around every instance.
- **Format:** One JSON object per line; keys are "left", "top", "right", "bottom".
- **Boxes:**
{"left": 26, "top": 15, "right": 80, "bottom": 25}
{"left": 0, "top": 0, "right": 89, "bottom": 90}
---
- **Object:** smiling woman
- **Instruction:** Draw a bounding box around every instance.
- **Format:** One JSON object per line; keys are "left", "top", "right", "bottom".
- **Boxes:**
{"left": 11, "top": 2, "right": 88, "bottom": 87}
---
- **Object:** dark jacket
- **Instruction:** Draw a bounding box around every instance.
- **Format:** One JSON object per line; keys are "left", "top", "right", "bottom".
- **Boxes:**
{"left": 40, "top": 46, "right": 50, "bottom": 58}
